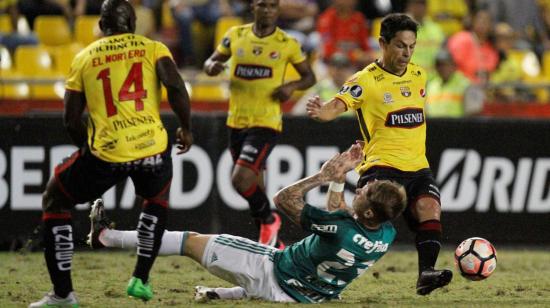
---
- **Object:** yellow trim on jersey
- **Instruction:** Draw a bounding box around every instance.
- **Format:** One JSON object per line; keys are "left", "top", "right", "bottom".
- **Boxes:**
{"left": 216, "top": 24, "right": 306, "bottom": 132}
{"left": 335, "top": 61, "right": 430, "bottom": 173}
{"left": 65, "top": 33, "right": 173, "bottom": 162}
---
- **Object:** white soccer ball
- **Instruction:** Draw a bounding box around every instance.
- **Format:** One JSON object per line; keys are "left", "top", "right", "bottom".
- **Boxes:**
{"left": 454, "top": 237, "right": 497, "bottom": 281}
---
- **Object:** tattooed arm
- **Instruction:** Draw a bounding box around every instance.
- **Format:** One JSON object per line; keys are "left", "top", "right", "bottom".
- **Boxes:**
{"left": 274, "top": 173, "right": 328, "bottom": 225}
{"left": 274, "top": 143, "right": 363, "bottom": 225}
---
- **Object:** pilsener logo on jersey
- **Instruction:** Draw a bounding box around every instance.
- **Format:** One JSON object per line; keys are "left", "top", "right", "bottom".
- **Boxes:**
{"left": 234, "top": 64, "right": 273, "bottom": 80}
{"left": 385, "top": 108, "right": 424, "bottom": 128}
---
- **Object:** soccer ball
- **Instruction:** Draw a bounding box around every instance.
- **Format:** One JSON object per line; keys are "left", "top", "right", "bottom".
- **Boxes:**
{"left": 454, "top": 237, "right": 497, "bottom": 281}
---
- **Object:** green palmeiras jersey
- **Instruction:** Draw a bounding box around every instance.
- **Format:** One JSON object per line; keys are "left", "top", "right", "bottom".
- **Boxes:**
{"left": 273, "top": 204, "right": 396, "bottom": 303}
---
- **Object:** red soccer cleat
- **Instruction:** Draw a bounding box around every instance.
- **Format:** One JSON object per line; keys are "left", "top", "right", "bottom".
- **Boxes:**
{"left": 259, "top": 212, "right": 282, "bottom": 247}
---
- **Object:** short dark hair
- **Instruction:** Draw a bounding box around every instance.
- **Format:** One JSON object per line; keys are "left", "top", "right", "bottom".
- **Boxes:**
{"left": 380, "top": 13, "right": 418, "bottom": 42}
{"left": 354, "top": 180, "right": 407, "bottom": 224}
{"left": 100, "top": 0, "right": 136, "bottom": 35}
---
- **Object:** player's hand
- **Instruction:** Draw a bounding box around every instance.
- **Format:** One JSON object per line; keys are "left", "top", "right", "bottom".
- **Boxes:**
{"left": 271, "top": 84, "right": 295, "bottom": 102}
{"left": 341, "top": 143, "right": 363, "bottom": 171}
{"left": 206, "top": 61, "right": 227, "bottom": 76}
{"left": 306, "top": 96, "right": 322, "bottom": 121}
{"left": 175, "top": 127, "right": 193, "bottom": 154}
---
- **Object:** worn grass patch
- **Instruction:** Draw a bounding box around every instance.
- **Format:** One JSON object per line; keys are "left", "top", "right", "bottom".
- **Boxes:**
{"left": 2, "top": 248, "right": 550, "bottom": 307}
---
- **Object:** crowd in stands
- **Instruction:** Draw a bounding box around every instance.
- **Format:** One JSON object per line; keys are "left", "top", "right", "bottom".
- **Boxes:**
{"left": 3, "top": 0, "right": 550, "bottom": 117}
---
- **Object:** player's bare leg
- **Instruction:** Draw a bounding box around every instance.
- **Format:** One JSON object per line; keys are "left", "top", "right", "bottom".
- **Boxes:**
{"left": 413, "top": 197, "right": 452, "bottom": 295}
{"left": 231, "top": 165, "right": 282, "bottom": 247}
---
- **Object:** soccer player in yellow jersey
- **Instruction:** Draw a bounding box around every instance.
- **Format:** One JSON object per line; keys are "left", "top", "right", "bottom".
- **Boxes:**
{"left": 306, "top": 13, "right": 453, "bottom": 296}
{"left": 203, "top": 0, "right": 315, "bottom": 248}
{"left": 30, "top": 0, "right": 193, "bottom": 306}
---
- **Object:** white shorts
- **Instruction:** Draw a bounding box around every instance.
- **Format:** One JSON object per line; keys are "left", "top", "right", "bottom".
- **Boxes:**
{"left": 201, "top": 234, "right": 296, "bottom": 302}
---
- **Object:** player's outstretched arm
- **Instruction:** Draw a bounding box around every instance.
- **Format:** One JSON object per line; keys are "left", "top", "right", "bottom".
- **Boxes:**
{"left": 306, "top": 96, "right": 347, "bottom": 122}
{"left": 271, "top": 60, "right": 316, "bottom": 102}
{"left": 157, "top": 57, "right": 193, "bottom": 154}
{"left": 63, "top": 90, "right": 87, "bottom": 147}
{"left": 274, "top": 143, "right": 362, "bottom": 224}
{"left": 203, "top": 51, "right": 230, "bottom": 76}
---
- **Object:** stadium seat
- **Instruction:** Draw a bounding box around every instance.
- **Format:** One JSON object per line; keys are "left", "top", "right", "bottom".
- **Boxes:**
{"left": 75, "top": 15, "right": 101, "bottom": 46}
{"left": 50, "top": 43, "right": 83, "bottom": 75}
{"left": 214, "top": 16, "right": 243, "bottom": 47}
{"left": 0, "top": 45, "right": 30, "bottom": 99}
{"left": 34, "top": 16, "right": 72, "bottom": 46}
{"left": 14, "top": 45, "right": 63, "bottom": 99}
{"left": 0, "top": 14, "right": 12, "bottom": 33}
{"left": 1, "top": 71, "right": 31, "bottom": 99}
{"left": 0, "top": 44, "right": 12, "bottom": 70}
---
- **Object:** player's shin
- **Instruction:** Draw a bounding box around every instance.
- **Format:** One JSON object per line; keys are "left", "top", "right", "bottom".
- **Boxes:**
{"left": 43, "top": 212, "right": 74, "bottom": 298}
{"left": 240, "top": 183, "right": 273, "bottom": 224}
{"left": 415, "top": 219, "right": 442, "bottom": 273}
{"left": 132, "top": 200, "right": 167, "bottom": 283}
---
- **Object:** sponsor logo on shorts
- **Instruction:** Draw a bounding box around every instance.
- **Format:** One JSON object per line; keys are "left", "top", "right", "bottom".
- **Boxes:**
{"left": 234, "top": 64, "right": 273, "bottom": 80}
{"left": 385, "top": 108, "right": 424, "bottom": 128}
{"left": 242, "top": 145, "right": 258, "bottom": 154}
{"left": 239, "top": 153, "right": 255, "bottom": 162}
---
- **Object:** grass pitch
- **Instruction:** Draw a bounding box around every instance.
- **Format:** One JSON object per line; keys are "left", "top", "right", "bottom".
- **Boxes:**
{"left": 1, "top": 248, "right": 550, "bottom": 307}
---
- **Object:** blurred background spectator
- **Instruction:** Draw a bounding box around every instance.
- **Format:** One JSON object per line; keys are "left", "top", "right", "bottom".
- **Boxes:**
{"left": 170, "top": 0, "right": 245, "bottom": 67}
{"left": 480, "top": 0, "right": 550, "bottom": 56}
{"left": 292, "top": 52, "right": 355, "bottom": 115}
{"left": 278, "top": 0, "right": 319, "bottom": 53}
{"left": 17, "top": 0, "right": 72, "bottom": 29}
{"left": 406, "top": 0, "right": 446, "bottom": 80}
{"left": 0, "top": 0, "right": 37, "bottom": 52}
{"left": 447, "top": 8, "right": 498, "bottom": 84}
{"left": 317, "top": 0, "right": 375, "bottom": 68}
{"left": 426, "top": 50, "right": 484, "bottom": 117}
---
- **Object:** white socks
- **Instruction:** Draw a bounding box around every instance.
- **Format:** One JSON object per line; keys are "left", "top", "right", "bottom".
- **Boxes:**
{"left": 213, "top": 287, "right": 247, "bottom": 299}
{"left": 99, "top": 229, "right": 185, "bottom": 255}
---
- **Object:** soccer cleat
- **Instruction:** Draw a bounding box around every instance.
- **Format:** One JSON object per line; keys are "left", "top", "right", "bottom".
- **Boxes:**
{"left": 416, "top": 268, "right": 453, "bottom": 295}
{"left": 127, "top": 277, "right": 153, "bottom": 301}
{"left": 28, "top": 291, "right": 79, "bottom": 308}
{"left": 259, "top": 212, "right": 282, "bottom": 247}
{"left": 194, "top": 286, "right": 220, "bottom": 303}
{"left": 86, "top": 199, "right": 114, "bottom": 249}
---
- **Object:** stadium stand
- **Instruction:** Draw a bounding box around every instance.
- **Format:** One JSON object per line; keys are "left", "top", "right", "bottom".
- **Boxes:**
{"left": 34, "top": 16, "right": 72, "bottom": 47}
{"left": 14, "top": 45, "right": 63, "bottom": 99}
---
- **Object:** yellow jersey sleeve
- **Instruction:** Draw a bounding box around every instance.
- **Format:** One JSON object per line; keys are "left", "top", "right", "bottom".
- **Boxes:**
{"left": 334, "top": 71, "right": 367, "bottom": 110}
{"left": 216, "top": 26, "right": 235, "bottom": 56}
{"left": 154, "top": 41, "right": 173, "bottom": 61}
{"left": 65, "top": 52, "right": 85, "bottom": 92}
{"left": 287, "top": 37, "right": 306, "bottom": 64}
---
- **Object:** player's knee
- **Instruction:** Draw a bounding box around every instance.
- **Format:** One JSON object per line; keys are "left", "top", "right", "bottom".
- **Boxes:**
{"left": 413, "top": 198, "right": 441, "bottom": 220}
{"left": 42, "top": 179, "right": 73, "bottom": 213}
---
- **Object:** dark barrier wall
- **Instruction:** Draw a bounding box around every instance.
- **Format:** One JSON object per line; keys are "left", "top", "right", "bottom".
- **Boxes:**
{"left": 1, "top": 115, "right": 550, "bottom": 249}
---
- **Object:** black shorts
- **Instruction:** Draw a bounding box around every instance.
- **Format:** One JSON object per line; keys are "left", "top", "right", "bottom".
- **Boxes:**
{"left": 357, "top": 166, "right": 440, "bottom": 229}
{"left": 228, "top": 127, "right": 280, "bottom": 174}
{"left": 54, "top": 147, "right": 173, "bottom": 204}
